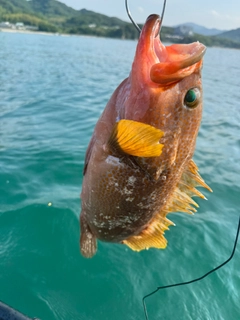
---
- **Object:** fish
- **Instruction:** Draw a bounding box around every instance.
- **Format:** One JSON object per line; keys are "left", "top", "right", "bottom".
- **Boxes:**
{"left": 80, "top": 14, "right": 212, "bottom": 258}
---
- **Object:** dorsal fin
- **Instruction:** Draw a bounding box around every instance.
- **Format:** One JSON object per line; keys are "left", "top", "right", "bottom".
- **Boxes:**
{"left": 161, "top": 159, "right": 212, "bottom": 217}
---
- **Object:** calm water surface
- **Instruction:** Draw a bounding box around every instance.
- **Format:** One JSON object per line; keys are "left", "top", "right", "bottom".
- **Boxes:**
{"left": 0, "top": 32, "right": 239, "bottom": 320}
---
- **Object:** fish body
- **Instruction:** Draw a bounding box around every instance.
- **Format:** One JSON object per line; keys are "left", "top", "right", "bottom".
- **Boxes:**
{"left": 80, "top": 15, "right": 211, "bottom": 258}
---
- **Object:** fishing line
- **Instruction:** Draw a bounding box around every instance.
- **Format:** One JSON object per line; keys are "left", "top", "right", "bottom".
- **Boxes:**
{"left": 142, "top": 216, "right": 240, "bottom": 320}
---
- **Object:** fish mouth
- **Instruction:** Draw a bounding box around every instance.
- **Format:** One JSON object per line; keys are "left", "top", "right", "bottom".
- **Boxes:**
{"left": 133, "top": 14, "right": 206, "bottom": 86}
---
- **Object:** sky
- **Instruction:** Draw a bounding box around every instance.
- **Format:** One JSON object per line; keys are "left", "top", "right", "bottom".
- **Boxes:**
{"left": 58, "top": 0, "right": 240, "bottom": 31}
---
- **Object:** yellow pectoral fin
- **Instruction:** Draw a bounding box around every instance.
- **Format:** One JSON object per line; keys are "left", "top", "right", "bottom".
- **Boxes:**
{"left": 108, "top": 119, "right": 164, "bottom": 157}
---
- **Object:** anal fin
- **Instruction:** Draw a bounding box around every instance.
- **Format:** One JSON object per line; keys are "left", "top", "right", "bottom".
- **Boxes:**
{"left": 80, "top": 213, "right": 97, "bottom": 258}
{"left": 122, "top": 216, "right": 174, "bottom": 251}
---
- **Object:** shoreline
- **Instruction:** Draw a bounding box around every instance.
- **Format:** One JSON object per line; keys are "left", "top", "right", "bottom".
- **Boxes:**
{"left": 0, "top": 28, "right": 69, "bottom": 37}
{"left": 0, "top": 28, "right": 134, "bottom": 41}
{"left": 1, "top": 28, "right": 239, "bottom": 50}
{"left": 0, "top": 28, "right": 113, "bottom": 40}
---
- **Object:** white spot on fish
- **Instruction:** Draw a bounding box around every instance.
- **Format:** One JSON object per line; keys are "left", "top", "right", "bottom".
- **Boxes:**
{"left": 128, "top": 176, "right": 136, "bottom": 186}
{"left": 106, "top": 155, "right": 121, "bottom": 166}
{"left": 123, "top": 187, "right": 132, "bottom": 195}
{"left": 126, "top": 197, "right": 134, "bottom": 202}
{"left": 86, "top": 233, "right": 93, "bottom": 240}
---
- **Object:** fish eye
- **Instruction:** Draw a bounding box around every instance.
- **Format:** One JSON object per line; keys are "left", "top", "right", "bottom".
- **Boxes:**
{"left": 184, "top": 88, "right": 201, "bottom": 109}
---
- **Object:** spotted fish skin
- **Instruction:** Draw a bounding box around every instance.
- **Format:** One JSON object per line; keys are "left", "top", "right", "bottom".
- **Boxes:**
{"left": 80, "top": 14, "right": 211, "bottom": 258}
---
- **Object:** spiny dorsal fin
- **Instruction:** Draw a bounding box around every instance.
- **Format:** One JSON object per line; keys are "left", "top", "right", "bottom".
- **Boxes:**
{"left": 161, "top": 159, "right": 212, "bottom": 216}
{"left": 182, "top": 159, "right": 212, "bottom": 192}
{"left": 108, "top": 119, "right": 164, "bottom": 157}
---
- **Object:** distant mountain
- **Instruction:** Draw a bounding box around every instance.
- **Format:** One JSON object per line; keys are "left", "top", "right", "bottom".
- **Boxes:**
{"left": 175, "top": 22, "right": 227, "bottom": 36}
{"left": 65, "top": 8, "right": 127, "bottom": 28}
{"left": 0, "top": 0, "right": 140, "bottom": 37}
{"left": 0, "top": 0, "right": 77, "bottom": 31}
{"left": 217, "top": 28, "right": 240, "bottom": 42}
{"left": 0, "top": 0, "right": 77, "bottom": 17}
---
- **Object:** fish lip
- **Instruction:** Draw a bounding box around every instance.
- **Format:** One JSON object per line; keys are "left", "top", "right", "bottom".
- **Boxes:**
{"left": 139, "top": 14, "right": 162, "bottom": 61}
{"left": 131, "top": 14, "right": 163, "bottom": 85}
{"left": 150, "top": 41, "right": 206, "bottom": 85}
{"left": 132, "top": 14, "right": 206, "bottom": 86}
{"left": 142, "top": 14, "right": 161, "bottom": 39}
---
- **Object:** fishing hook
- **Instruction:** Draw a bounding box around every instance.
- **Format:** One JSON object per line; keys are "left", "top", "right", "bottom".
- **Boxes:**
{"left": 125, "top": 0, "right": 167, "bottom": 34}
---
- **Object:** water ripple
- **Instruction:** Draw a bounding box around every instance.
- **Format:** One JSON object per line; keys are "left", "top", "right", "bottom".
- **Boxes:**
{"left": 0, "top": 32, "right": 240, "bottom": 320}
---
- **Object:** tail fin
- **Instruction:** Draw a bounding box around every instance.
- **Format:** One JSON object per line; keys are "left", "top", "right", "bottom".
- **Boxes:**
{"left": 80, "top": 213, "right": 97, "bottom": 258}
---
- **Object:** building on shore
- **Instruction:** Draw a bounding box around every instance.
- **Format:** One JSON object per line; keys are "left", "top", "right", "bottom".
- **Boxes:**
{"left": 0, "top": 21, "right": 38, "bottom": 31}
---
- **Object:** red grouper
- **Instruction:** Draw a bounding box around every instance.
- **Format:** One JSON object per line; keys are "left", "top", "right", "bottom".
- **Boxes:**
{"left": 80, "top": 14, "right": 212, "bottom": 258}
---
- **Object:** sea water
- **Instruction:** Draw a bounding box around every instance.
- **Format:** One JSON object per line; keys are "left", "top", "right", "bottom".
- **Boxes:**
{"left": 0, "top": 32, "right": 239, "bottom": 320}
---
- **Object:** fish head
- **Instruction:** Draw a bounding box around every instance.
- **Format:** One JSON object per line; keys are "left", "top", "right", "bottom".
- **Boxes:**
{"left": 125, "top": 14, "right": 206, "bottom": 172}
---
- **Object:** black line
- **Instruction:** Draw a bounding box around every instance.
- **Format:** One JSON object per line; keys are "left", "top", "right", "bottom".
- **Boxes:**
{"left": 142, "top": 216, "right": 240, "bottom": 320}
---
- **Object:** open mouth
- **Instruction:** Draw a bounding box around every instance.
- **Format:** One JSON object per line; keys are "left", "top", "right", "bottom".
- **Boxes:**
{"left": 137, "top": 14, "right": 207, "bottom": 86}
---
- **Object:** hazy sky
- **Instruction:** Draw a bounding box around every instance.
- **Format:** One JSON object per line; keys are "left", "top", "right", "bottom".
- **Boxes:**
{"left": 58, "top": 0, "right": 240, "bottom": 30}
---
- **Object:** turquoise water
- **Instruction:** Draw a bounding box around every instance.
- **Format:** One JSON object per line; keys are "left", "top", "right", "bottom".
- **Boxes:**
{"left": 0, "top": 32, "right": 239, "bottom": 320}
